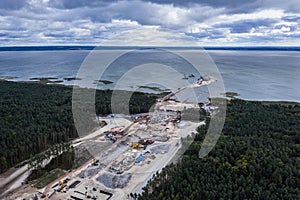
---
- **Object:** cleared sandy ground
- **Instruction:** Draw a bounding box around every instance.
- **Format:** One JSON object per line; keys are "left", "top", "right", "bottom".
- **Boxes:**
{"left": 4, "top": 116, "right": 203, "bottom": 200}
{"left": 1, "top": 117, "right": 131, "bottom": 199}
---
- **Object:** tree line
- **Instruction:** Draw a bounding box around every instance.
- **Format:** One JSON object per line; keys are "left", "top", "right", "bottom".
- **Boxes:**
{"left": 0, "top": 81, "right": 159, "bottom": 172}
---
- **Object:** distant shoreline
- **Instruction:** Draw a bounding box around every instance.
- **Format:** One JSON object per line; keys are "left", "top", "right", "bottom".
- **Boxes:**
{"left": 0, "top": 46, "right": 300, "bottom": 51}
{"left": 1, "top": 79, "right": 299, "bottom": 105}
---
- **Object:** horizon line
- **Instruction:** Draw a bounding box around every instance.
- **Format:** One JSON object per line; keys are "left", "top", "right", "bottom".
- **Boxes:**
{"left": 0, "top": 45, "right": 300, "bottom": 51}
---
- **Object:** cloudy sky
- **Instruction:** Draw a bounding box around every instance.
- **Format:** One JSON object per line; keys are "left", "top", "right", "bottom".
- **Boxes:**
{"left": 0, "top": 0, "right": 300, "bottom": 46}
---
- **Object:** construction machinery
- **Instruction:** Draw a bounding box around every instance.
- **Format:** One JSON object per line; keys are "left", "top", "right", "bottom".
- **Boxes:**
{"left": 130, "top": 142, "right": 146, "bottom": 150}
{"left": 60, "top": 180, "right": 67, "bottom": 187}
{"left": 139, "top": 139, "right": 154, "bottom": 145}
{"left": 56, "top": 180, "right": 67, "bottom": 193}
{"left": 92, "top": 157, "right": 99, "bottom": 166}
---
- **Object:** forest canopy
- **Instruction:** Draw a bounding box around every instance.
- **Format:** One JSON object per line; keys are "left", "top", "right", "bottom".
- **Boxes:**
{"left": 1, "top": 80, "right": 300, "bottom": 199}
{"left": 136, "top": 99, "right": 300, "bottom": 200}
{"left": 0, "top": 81, "right": 159, "bottom": 172}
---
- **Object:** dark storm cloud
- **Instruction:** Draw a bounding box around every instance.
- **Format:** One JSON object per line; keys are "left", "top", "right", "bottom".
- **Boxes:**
{"left": 48, "top": 0, "right": 260, "bottom": 15}
{"left": 47, "top": 0, "right": 223, "bottom": 28}
{"left": 187, "top": 29, "right": 225, "bottom": 39}
{"left": 8, "top": 34, "right": 30, "bottom": 38}
{"left": 47, "top": 0, "right": 261, "bottom": 10}
{"left": 44, "top": 32, "right": 75, "bottom": 38}
{"left": 282, "top": 16, "right": 300, "bottom": 22}
{"left": 147, "top": 0, "right": 300, "bottom": 14}
{"left": 49, "top": 0, "right": 112, "bottom": 9}
{"left": 0, "top": 33, "right": 9, "bottom": 37}
{"left": 238, "top": 35, "right": 281, "bottom": 43}
{"left": 146, "top": 0, "right": 257, "bottom": 10}
{"left": 0, "top": 0, "right": 27, "bottom": 10}
{"left": 255, "top": 0, "right": 300, "bottom": 13}
{"left": 215, "top": 19, "right": 278, "bottom": 34}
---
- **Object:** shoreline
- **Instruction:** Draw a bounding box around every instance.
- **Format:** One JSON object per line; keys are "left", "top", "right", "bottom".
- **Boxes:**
{"left": 1, "top": 79, "right": 299, "bottom": 104}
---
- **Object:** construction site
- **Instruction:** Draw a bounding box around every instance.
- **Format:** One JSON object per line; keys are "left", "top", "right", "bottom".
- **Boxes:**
{"left": 17, "top": 76, "right": 217, "bottom": 200}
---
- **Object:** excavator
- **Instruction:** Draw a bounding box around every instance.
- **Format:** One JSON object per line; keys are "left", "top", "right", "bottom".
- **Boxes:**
{"left": 92, "top": 157, "right": 99, "bottom": 166}
{"left": 130, "top": 142, "right": 146, "bottom": 150}
{"left": 57, "top": 180, "right": 67, "bottom": 193}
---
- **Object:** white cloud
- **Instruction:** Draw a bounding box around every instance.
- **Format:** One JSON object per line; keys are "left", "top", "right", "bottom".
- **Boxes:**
{"left": 209, "top": 9, "right": 284, "bottom": 25}
{"left": 0, "top": 0, "right": 299, "bottom": 46}
{"left": 102, "top": 26, "right": 198, "bottom": 46}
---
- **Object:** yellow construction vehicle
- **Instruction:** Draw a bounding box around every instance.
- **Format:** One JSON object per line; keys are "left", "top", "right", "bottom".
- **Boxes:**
{"left": 130, "top": 142, "right": 144, "bottom": 150}
{"left": 91, "top": 156, "right": 100, "bottom": 166}
{"left": 59, "top": 180, "right": 67, "bottom": 188}
{"left": 56, "top": 180, "right": 67, "bottom": 192}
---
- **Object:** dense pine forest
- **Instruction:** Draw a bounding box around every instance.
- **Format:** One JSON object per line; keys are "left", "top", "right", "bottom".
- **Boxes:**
{"left": 0, "top": 81, "right": 159, "bottom": 173}
{"left": 1, "top": 80, "right": 300, "bottom": 199}
{"left": 136, "top": 99, "right": 300, "bottom": 200}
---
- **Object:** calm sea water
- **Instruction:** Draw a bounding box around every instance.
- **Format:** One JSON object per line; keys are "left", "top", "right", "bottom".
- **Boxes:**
{"left": 0, "top": 48, "right": 299, "bottom": 102}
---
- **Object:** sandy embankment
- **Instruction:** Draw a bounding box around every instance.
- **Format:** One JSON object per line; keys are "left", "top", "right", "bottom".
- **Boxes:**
{"left": 110, "top": 121, "right": 202, "bottom": 200}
